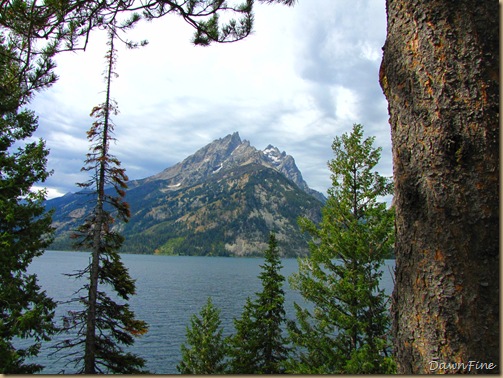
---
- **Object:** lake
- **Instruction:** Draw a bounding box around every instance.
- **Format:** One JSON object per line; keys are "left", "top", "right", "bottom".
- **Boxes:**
{"left": 24, "top": 250, "right": 395, "bottom": 374}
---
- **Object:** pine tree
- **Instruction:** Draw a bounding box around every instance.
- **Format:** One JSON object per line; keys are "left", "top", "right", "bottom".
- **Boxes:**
{"left": 0, "top": 21, "right": 58, "bottom": 375}
{"left": 228, "top": 233, "right": 288, "bottom": 374}
{"left": 55, "top": 28, "right": 148, "bottom": 374}
{"left": 0, "top": 0, "right": 296, "bottom": 59}
{"left": 227, "top": 297, "right": 259, "bottom": 373}
{"left": 177, "top": 297, "right": 227, "bottom": 374}
{"left": 287, "top": 124, "right": 395, "bottom": 374}
{"left": 253, "top": 233, "right": 289, "bottom": 373}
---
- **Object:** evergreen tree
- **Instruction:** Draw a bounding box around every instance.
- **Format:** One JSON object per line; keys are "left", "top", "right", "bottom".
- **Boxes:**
{"left": 0, "top": 0, "right": 295, "bottom": 62}
{"left": 253, "top": 233, "right": 289, "bottom": 373}
{"left": 0, "top": 23, "right": 58, "bottom": 374}
{"left": 287, "top": 124, "right": 395, "bottom": 374}
{"left": 55, "top": 28, "right": 148, "bottom": 374}
{"left": 227, "top": 297, "right": 259, "bottom": 373}
{"left": 228, "top": 233, "right": 288, "bottom": 374}
{"left": 177, "top": 297, "right": 227, "bottom": 374}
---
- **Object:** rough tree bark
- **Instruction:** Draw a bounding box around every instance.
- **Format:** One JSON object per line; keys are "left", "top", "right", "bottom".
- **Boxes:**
{"left": 379, "top": 0, "right": 499, "bottom": 374}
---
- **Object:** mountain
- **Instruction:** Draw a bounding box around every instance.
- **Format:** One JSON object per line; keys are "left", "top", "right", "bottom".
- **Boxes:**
{"left": 47, "top": 132, "right": 325, "bottom": 257}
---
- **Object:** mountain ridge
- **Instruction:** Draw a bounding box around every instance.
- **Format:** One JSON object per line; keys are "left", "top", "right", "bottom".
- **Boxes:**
{"left": 47, "top": 132, "right": 324, "bottom": 257}
{"left": 128, "top": 132, "right": 325, "bottom": 202}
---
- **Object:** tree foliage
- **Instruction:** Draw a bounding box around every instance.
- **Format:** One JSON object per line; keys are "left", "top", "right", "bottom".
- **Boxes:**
{"left": 177, "top": 297, "right": 228, "bottom": 374}
{"left": 54, "top": 28, "right": 148, "bottom": 374}
{"left": 0, "top": 1, "right": 296, "bottom": 372}
{"left": 0, "top": 0, "right": 296, "bottom": 84}
{"left": 0, "top": 18, "right": 57, "bottom": 375}
{"left": 178, "top": 233, "right": 289, "bottom": 374}
{"left": 287, "top": 124, "right": 395, "bottom": 374}
{"left": 227, "top": 233, "right": 288, "bottom": 374}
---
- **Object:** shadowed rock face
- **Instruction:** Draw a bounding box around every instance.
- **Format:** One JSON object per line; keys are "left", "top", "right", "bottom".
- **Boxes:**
{"left": 47, "top": 132, "right": 324, "bottom": 257}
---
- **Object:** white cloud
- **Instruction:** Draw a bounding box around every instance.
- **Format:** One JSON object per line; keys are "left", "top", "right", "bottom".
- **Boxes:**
{"left": 32, "top": 186, "right": 67, "bottom": 200}
{"left": 30, "top": 0, "right": 390, "bottom": 198}
{"left": 333, "top": 86, "right": 358, "bottom": 121}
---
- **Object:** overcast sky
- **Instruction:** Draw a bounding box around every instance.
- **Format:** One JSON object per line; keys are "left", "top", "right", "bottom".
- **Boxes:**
{"left": 30, "top": 0, "right": 391, "bottom": 199}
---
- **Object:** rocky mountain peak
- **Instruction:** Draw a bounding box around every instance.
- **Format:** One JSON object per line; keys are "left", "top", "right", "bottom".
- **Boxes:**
{"left": 263, "top": 144, "right": 287, "bottom": 165}
{"left": 146, "top": 132, "right": 324, "bottom": 202}
{"left": 47, "top": 132, "right": 325, "bottom": 256}
{"left": 208, "top": 131, "right": 243, "bottom": 155}
{"left": 260, "top": 144, "right": 326, "bottom": 203}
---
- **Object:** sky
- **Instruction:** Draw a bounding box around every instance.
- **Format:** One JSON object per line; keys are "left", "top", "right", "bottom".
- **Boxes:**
{"left": 30, "top": 0, "right": 391, "bottom": 199}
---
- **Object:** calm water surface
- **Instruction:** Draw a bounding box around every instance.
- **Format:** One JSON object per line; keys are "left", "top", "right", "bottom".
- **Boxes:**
{"left": 26, "top": 251, "right": 395, "bottom": 374}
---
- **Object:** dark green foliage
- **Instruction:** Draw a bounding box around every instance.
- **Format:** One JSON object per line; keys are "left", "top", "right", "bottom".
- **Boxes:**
{"left": 178, "top": 233, "right": 289, "bottom": 374}
{"left": 252, "top": 233, "right": 289, "bottom": 373}
{"left": 227, "top": 297, "right": 260, "bottom": 373}
{"left": 0, "top": 21, "right": 57, "bottom": 374}
{"left": 227, "top": 233, "right": 289, "bottom": 373}
{"left": 287, "top": 124, "right": 395, "bottom": 374}
{"left": 54, "top": 28, "right": 148, "bottom": 374}
{"left": 177, "top": 297, "right": 228, "bottom": 374}
{"left": 0, "top": 0, "right": 296, "bottom": 64}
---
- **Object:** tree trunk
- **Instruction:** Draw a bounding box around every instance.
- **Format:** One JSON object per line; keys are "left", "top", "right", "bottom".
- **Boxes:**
{"left": 84, "top": 30, "right": 116, "bottom": 374}
{"left": 379, "top": 0, "right": 499, "bottom": 374}
{"left": 84, "top": 222, "right": 100, "bottom": 374}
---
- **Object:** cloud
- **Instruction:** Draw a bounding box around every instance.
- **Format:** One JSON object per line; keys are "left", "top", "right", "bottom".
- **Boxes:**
{"left": 30, "top": 0, "right": 391, "bottom": 199}
{"left": 289, "top": 0, "right": 391, "bottom": 180}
